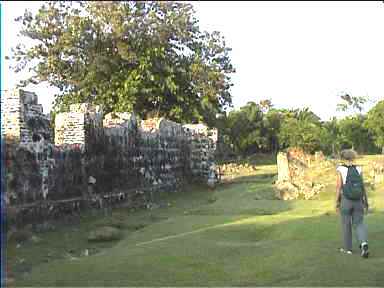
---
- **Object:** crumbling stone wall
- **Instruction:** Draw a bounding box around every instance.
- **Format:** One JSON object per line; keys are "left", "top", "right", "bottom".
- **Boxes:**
{"left": 275, "top": 148, "right": 327, "bottom": 200}
{"left": 183, "top": 124, "right": 218, "bottom": 179}
{"left": 54, "top": 103, "right": 103, "bottom": 146}
{"left": 1, "top": 89, "right": 51, "bottom": 144}
{"left": 3, "top": 89, "right": 54, "bottom": 206}
{"left": 4, "top": 89, "right": 218, "bottom": 227}
{"left": 102, "top": 112, "right": 139, "bottom": 193}
{"left": 139, "top": 118, "right": 188, "bottom": 192}
{"left": 371, "top": 160, "right": 384, "bottom": 184}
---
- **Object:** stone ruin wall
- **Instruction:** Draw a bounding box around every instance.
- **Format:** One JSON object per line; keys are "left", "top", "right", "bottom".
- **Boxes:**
{"left": 2, "top": 89, "right": 51, "bottom": 144}
{"left": 275, "top": 148, "right": 329, "bottom": 200}
{"left": 3, "top": 89, "right": 218, "bottom": 228}
{"left": 370, "top": 159, "right": 384, "bottom": 185}
{"left": 275, "top": 148, "right": 384, "bottom": 201}
{"left": 183, "top": 124, "right": 218, "bottom": 179}
{"left": 139, "top": 117, "right": 188, "bottom": 194}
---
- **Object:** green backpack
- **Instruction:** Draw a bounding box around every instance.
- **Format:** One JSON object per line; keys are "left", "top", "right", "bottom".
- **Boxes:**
{"left": 343, "top": 165, "right": 364, "bottom": 200}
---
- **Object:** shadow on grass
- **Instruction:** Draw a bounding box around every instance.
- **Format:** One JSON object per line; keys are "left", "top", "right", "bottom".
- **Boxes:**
{"left": 13, "top": 209, "right": 384, "bottom": 287}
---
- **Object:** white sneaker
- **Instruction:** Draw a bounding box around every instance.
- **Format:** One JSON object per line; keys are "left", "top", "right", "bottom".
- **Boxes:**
{"left": 360, "top": 242, "right": 369, "bottom": 258}
{"left": 339, "top": 248, "right": 352, "bottom": 254}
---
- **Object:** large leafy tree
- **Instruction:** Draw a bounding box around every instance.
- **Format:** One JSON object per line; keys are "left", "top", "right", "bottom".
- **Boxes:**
{"left": 278, "top": 108, "right": 324, "bottom": 154}
{"left": 226, "top": 102, "right": 264, "bottom": 156}
{"left": 10, "top": 1, "right": 234, "bottom": 123}
{"left": 322, "top": 117, "right": 341, "bottom": 155}
{"left": 338, "top": 115, "right": 376, "bottom": 153}
{"left": 262, "top": 108, "right": 283, "bottom": 155}
{"left": 365, "top": 100, "right": 384, "bottom": 153}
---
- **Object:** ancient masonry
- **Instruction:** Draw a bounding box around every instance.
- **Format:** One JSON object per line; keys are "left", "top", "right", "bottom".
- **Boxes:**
{"left": 1, "top": 89, "right": 51, "bottom": 144}
{"left": 2, "top": 89, "right": 218, "bottom": 227}
{"left": 370, "top": 160, "right": 384, "bottom": 185}
{"left": 183, "top": 124, "right": 218, "bottom": 178}
{"left": 275, "top": 149, "right": 328, "bottom": 200}
{"left": 275, "top": 149, "right": 384, "bottom": 200}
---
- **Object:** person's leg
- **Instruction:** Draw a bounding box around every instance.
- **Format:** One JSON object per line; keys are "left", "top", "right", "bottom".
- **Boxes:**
{"left": 352, "top": 201, "right": 369, "bottom": 257}
{"left": 352, "top": 201, "right": 368, "bottom": 243}
{"left": 340, "top": 197, "right": 353, "bottom": 251}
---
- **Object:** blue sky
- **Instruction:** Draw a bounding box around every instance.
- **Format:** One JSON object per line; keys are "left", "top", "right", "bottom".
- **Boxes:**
{"left": 2, "top": 1, "right": 384, "bottom": 120}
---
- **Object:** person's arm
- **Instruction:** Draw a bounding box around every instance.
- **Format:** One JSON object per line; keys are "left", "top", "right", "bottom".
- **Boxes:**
{"left": 360, "top": 169, "right": 369, "bottom": 211}
{"left": 336, "top": 171, "right": 343, "bottom": 213}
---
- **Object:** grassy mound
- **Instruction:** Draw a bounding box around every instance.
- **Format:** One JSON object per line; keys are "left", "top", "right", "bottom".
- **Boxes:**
{"left": 87, "top": 226, "right": 122, "bottom": 242}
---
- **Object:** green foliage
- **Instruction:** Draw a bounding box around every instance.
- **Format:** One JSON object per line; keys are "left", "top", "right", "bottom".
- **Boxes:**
{"left": 226, "top": 102, "right": 264, "bottom": 155}
{"left": 336, "top": 93, "right": 368, "bottom": 113}
{"left": 278, "top": 108, "right": 325, "bottom": 154}
{"left": 219, "top": 102, "right": 379, "bottom": 157}
{"left": 11, "top": 1, "right": 234, "bottom": 123}
{"left": 337, "top": 115, "right": 377, "bottom": 153}
{"left": 365, "top": 100, "right": 384, "bottom": 152}
{"left": 262, "top": 109, "right": 283, "bottom": 154}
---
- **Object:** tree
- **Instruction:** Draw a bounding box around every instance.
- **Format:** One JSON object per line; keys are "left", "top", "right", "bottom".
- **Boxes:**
{"left": 365, "top": 100, "right": 384, "bottom": 153}
{"left": 278, "top": 108, "right": 324, "bottom": 154}
{"left": 322, "top": 117, "right": 341, "bottom": 155}
{"left": 336, "top": 93, "right": 368, "bottom": 114}
{"left": 262, "top": 109, "right": 283, "bottom": 154}
{"left": 226, "top": 102, "right": 264, "bottom": 156}
{"left": 338, "top": 115, "right": 376, "bottom": 154}
{"left": 10, "top": 1, "right": 235, "bottom": 124}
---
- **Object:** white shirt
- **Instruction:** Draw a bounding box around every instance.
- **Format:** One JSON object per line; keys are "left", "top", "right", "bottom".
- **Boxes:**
{"left": 337, "top": 165, "right": 362, "bottom": 185}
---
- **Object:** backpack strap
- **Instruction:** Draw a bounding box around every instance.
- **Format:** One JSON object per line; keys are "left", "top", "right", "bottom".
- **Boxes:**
{"left": 342, "top": 164, "right": 355, "bottom": 168}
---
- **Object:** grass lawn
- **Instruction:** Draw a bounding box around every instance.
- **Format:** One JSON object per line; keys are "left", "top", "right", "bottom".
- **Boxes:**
{"left": 7, "top": 156, "right": 384, "bottom": 287}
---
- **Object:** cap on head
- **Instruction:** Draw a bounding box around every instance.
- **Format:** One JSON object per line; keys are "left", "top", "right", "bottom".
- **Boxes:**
{"left": 340, "top": 149, "right": 357, "bottom": 161}
{"left": 88, "top": 176, "right": 96, "bottom": 184}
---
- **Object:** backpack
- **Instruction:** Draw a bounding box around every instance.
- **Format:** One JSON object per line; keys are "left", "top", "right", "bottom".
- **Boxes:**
{"left": 342, "top": 165, "right": 364, "bottom": 200}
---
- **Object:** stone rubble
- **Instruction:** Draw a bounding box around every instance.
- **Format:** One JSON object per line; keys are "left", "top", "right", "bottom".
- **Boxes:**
{"left": 275, "top": 148, "right": 328, "bottom": 200}
{"left": 371, "top": 160, "right": 384, "bottom": 184}
{"left": 219, "top": 163, "right": 258, "bottom": 175}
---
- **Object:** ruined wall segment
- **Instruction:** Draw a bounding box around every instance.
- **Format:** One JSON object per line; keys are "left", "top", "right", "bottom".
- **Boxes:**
{"left": 102, "top": 112, "right": 140, "bottom": 193}
{"left": 2, "top": 89, "right": 51, "bottom": 144}
{"left": 54, "top": 103, "right": 103, "bottom": 147}
{"left": 3, "top": 89, "right": 54, "bottom": 207}
{"left": 371, "top": 160, "right": 384, "bottom": 184}
{"left": 55, "top": 112, "right": 85, "bottom": 145}
{"left": 183, "top": 124, "right": 218, "bottom": 178}
{"left": 138, "top": 118, "right": 187, "bottom": 192}
{"left": 4, "top": 89, "right": 220, "bottom": 227}
{"left": 275, "top": 148, "right": 327, "bottom": 200}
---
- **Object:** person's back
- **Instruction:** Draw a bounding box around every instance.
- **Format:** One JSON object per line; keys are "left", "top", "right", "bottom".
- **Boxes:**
{"left": 335, "top": 149, "right": 369, "bottom": 258}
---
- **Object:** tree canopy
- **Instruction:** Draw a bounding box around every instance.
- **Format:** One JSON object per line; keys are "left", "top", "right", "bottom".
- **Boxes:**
{"left": 365, "top": 100, "right": 384, "bottom": 153}
{"left": 9, "top": 1, "right": 383, "bottom": 157}
{"left": 215, "top": 101, "right": 382, "bottom": 158}
{"left": 10, "top": 1, "right": 235, "bottom": 124}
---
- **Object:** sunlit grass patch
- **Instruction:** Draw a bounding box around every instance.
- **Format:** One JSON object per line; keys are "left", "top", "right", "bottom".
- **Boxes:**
{"left": 8, "top": 155, "right": 384, "bottom": 287}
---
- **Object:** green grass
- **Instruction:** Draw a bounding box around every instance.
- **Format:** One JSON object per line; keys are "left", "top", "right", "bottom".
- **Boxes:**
{"left": 7, "top": 157, "right": 384, "bottom": 287}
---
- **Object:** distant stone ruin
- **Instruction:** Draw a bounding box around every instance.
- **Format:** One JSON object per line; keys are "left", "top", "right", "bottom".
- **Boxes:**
{"left": 2, "top": 89, "right": 218, "bottom": 228}
{"left": 371, "top": 160, "right": 384, "bottom": 184}
{"left": 275, "top": 149, "right": 328, "bottom": 200}
{"left": 1, "top": 89, "right": 51, "bottom": 144}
